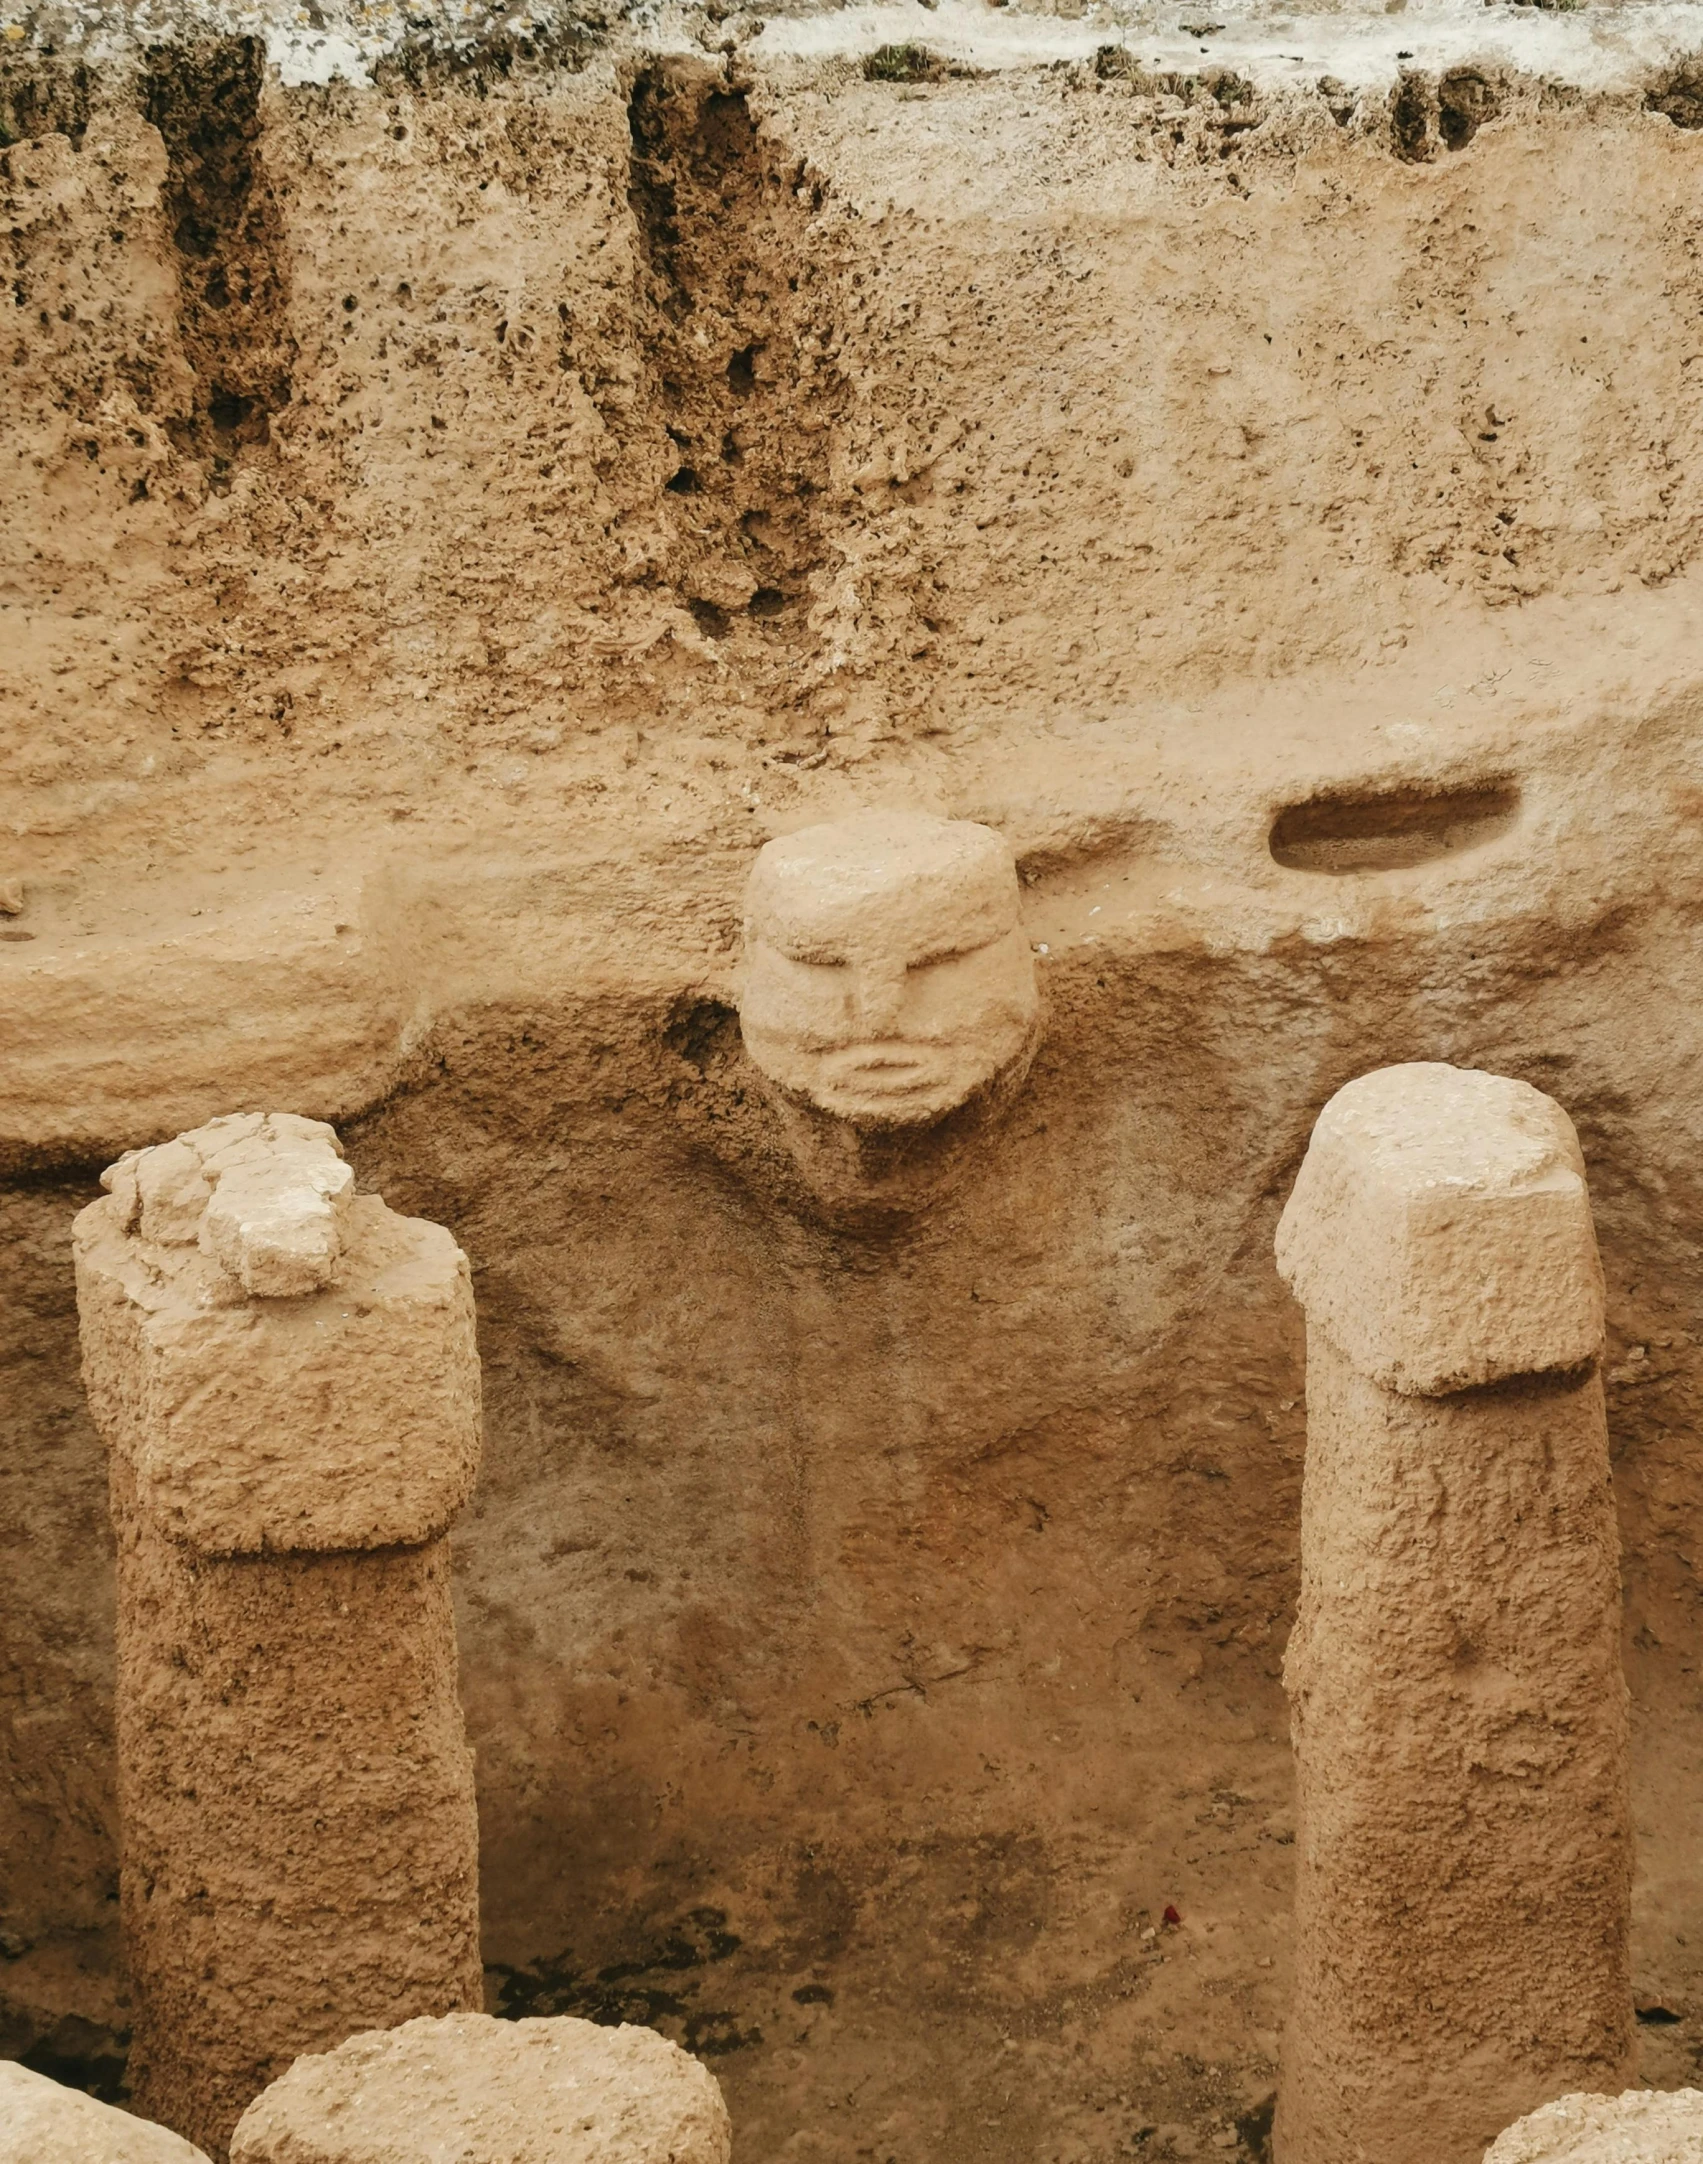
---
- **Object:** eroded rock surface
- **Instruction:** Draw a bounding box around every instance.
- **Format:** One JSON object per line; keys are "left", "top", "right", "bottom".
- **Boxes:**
{"left": 8, "top": 15, "right": 1703, "bottom": 2160}
{"left": 230, "top": 2013, "right": 731, "bottom": 2164}
{"left": 1485, "top": 2088, "right": 1703, "bottom": 2163}
{"left": 0, "top": 2061, "right": 210, "bottom": 2164}
{"left": 1276, "top": 1065, "right": 1631, "bottom": 2164}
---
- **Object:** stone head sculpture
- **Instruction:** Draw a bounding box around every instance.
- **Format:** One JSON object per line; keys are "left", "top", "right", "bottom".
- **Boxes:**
{"left": 739, "top": 810, "right": 1039, "bottom": 1129}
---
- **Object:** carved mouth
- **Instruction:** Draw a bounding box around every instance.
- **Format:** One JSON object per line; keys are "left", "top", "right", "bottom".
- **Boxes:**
{"left": 829, "top": 1048, "right": 942, "bottom": 1095}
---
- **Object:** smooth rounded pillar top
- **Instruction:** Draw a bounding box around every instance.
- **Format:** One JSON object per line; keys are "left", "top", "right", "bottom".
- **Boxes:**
{"left": 1276, "top": 1062, "right": 1604, "bottom": 1395}
{"left": 0, "top": 2063, "right": 210, "bottom": 2164}
{"left": 1484, "top": 2088, "right": 1703, "bottom": 2161}
{"left": 230, "top": 2013, "right": 732, "bottom": 2164}
{"left": 740, "top": 809, "right": 1038, "bottom": 1126}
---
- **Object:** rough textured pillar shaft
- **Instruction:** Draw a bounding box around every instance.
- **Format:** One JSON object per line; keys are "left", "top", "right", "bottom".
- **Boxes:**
{"left": 73, "top": 1113, "right": 485, "bottom": 2160}
{"left": 1272, "top": 1063, "right": 1632, "bottom": 2164}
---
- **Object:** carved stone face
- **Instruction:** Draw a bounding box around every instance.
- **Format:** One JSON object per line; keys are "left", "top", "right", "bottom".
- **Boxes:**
{"left": 739, "top": 811, "right": 1039, "bottom": 1127}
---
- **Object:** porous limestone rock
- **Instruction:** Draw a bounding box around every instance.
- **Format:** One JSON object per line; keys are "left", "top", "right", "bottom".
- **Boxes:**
{"left": 1484, "top": 2088, "right": 1703, "bottom": 2162}
{"left": 0, "top": 2061, "right": 210, "bottom": 2164}
{"left": 739, "top": 809, "right": 1039, "bottom": 1129}
{"left": 1274, "top": 1063, "right": 1632, "bottom": 2164}
{"left": 73, "top": 1117, "right": 485, "bottom": 2157}
{"left": 229, "top": 2013, "right": 733, "bottom": 2164}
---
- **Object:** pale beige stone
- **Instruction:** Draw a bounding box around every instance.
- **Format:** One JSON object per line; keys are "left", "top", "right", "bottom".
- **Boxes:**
{"left": 0, "top": 2062, "right": 210, "bottom": 2164}
{"left": 1275, "top": 1062, "right": 1605, "bottom": 1395}
{"left": 0, "top": 876, "right": 419, "bottom": 1166}
{"left": 684, "top": 557, "right": 758, "bottom": 610}
{"left": 73, "top": 1120, "right": 485, "bottom": 2157}
{"left": 14, "top": 40, "right": 1703, "bottom": 2164}
{"left": 230, "top": 2014, "right": 732, "bottom": 2164}
{"left": 194, "top": 1119, "right": 354, "bottom": 1299}
{"left": 106, "top": 1112, "right": 354, "bottom": 1298}
{"left": 131, "top": 1136, "right": 215, "bottom": 1248}
{"left": 1485, "top": 2089, "right": 1703, "bottom": 2162}
{"left": 739, "top": 809, "right": 1039, "bottom": 1128}
{"left": 1275, "top": 1064, "right": 1631, "bottom": 2164}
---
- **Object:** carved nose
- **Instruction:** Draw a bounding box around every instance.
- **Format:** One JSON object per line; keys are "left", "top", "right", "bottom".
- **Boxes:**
{"left": 850, "top": 961, "right": 908, "bottom": 1033}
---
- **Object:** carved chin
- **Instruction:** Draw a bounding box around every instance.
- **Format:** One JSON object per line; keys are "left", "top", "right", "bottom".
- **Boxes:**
{"left": 809, "top": 1073, "right": 977, "bottom": 1125}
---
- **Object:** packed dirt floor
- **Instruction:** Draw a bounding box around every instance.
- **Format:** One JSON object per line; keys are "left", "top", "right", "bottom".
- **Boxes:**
{"left": 9, "top": 8, "right": 1703, "bottom": 2157}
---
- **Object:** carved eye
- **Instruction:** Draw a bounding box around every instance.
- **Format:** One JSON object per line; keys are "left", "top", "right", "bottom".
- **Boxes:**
{"left": 908, "top": 945, "right": 974, "bottom": 973}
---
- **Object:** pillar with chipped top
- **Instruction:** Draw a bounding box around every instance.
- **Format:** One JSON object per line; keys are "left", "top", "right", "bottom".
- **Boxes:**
{"left": 1271, "top": 1063, "right": 1632, "bottom": 2164}
{"left": 74, "top": 1113, "right": 485, "bottom": 2159}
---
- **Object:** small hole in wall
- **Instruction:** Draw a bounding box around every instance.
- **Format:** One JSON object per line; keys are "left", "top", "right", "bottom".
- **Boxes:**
{"left": 1269, "top": 779, "right": 1520, "bottom": 874}
{"left": 665, "top": 995, "right": 738, "bottom": 1070}
{"left": 207, "top": 389, "right": 262, "bottom": 440}
{"left": 666, "top": 467, "right": 701, "bottom": 495}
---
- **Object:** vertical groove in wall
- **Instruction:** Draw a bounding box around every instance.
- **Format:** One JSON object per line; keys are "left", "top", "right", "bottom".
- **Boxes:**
{"left": 142, "top": 37, "right": 296, "bottom": 484}
{"left": 620, "top": 57, "right": 849, "bottom": 651}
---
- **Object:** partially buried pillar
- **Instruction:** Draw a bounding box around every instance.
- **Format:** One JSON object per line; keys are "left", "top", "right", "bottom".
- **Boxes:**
{"left": 74, "top": 1113, "right": 485, "bottom": 2158}
{"left": 1486, "top": 2088, "right": 1703, "bottom": 2162}
{"left": 0, "top": 2062, "right": 210, "bottom": 2164}
{"left": 229, "top": 2012, "right": 733, "bottom": 2164}
{"left": 1272, "top": 1063, "right": 1632, "bottom": 2164}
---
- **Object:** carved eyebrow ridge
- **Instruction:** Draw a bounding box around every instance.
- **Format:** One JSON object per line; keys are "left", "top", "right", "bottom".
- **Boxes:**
{"left": 773, "top": 945, "right": 852, "bottom": 968}
{"left": 767, "top": 938, "right": 993, "bottom": 970}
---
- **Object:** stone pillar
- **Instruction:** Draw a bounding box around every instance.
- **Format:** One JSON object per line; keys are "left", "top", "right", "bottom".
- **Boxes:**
{"left": 1486, "top": 2088, "right": 1703, "bottom": 2162}
{"left": 74, "top": 1114, "right": 485, "bottom": 2160}
{"left": 1272, "top": 1063, "right": 1632, "bottom": 2164}
{"left": 229, "top": 2012, "right": 732, "bottom": 2164}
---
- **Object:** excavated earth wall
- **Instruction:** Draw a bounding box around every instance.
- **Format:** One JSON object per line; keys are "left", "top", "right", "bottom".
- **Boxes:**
{"left": 10, "top": 6, "right": 1703, "bottom": 2156}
